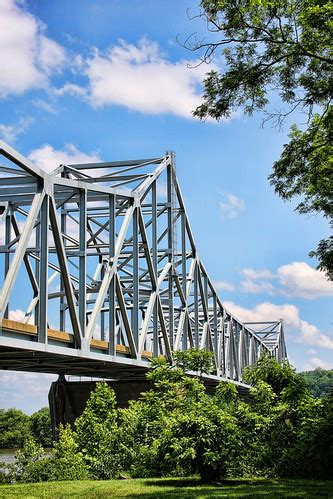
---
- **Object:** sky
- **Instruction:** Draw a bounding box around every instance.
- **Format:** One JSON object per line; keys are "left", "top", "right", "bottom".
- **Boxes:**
{"left": 0, "top": 0, "right": 332, "bottom": 414}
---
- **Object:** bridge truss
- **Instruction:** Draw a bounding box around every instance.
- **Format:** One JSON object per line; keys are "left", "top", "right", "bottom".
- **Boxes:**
{"left": 0, "top": 141, "right": 286, "bottom": 385}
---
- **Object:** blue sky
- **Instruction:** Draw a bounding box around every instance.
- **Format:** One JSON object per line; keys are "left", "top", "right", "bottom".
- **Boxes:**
{"left": 0, "top": 0, "right": 332, "bottom": 413}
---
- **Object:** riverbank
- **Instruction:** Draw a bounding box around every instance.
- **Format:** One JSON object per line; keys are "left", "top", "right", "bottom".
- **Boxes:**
{"left": 0, "top": 477, "right": 332, "bottom": 498}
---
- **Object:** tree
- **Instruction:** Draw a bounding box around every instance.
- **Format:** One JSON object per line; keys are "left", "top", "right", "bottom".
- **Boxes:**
{"left": 30, "top": 407, "right": 52, "bottom": 448}
{"left": 75, "top": 381, "right": 121, "bottom": 479}
{"left": 0, "top": 409, "right": 31, "bottom": 449}
{"left": 300, "top": 367, "right": 333, "bottom": 397}
{"left": 187, "top": 0, "right": 333, "bottom": 277}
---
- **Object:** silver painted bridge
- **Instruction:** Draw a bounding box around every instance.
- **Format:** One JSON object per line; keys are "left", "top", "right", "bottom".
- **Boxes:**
{"left": 0, "top": 141, "right": 286, "bottom": 385}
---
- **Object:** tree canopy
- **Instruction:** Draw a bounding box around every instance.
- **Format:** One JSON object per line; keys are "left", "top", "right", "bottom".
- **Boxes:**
{"left": 2, "top": 355, "right": 332, "bottom": 484}
{"left": 188, "top": 0, "right": 332, "bottom": 278}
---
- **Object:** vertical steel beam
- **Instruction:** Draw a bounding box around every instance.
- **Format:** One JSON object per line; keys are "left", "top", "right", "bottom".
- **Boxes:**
{"left": 38, "top": 194, "right": 49, "bottom": 342}
{"left": 132, "top": 207, "right": 139, "bottom": 350}
{"left": 108, "top": 194, "right": 115, "bottom": 355}
{"left": 4, "top": 209, "right": 11, "bottom": 319}
{"left": 181, "top": 208, "right": 187, "bottom": 350}
{"left": 194, "top": 262, "right": 199, "bottom": 348}
{"left": 79, "top": 189, "right": 87, "bottom": 337}
{"left": 151, "top": 182, "right": 158, "bottom": 357}
{"left": 167, "top": 156, "right": 174, "bottom": 349}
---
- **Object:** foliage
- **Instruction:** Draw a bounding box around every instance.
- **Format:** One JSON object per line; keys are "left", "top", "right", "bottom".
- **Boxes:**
{"left": 75, "top": 381, "right": 121, "bottom": 479}
{"left": 173, "top": 349, "right": 216, "bottom": 376}
{"left": 269, "top": 109, "right": 333, "bottom": 278}
{"left": 50, "top": 425, "right": 89, "bottom": 481}
{"left": 30, "top": 407, "right": 52, "bottom": 448}
{"left": 0, "top": 407, "right": 52, "bottom": 450}
{"left": 241, "top": 357, "right": 333, "bottom": 479}
{"left": 2, "top": 352, "right": 332, "bottom": 484}
{"left": 0, "top": 409, "right": 31, "bottom": 449}
{"left": 189, "top": 0, "right": 333, "bottom": 277}
{"left": 4, "top": 427, "right": 89, "bottom": 484}
{"left": 300, "top": 367, "right": 333, "bottom": 397}
{"left": 5, "top": 437, "right": 51, "bottom": 484}
{"left": 243, "top": 354, "right": 308, "bottom": 401}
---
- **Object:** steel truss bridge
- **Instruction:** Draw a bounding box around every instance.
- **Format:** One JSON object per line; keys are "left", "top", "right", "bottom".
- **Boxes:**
{"left": 0, "top": 140, "right": 286, "bottom": 387}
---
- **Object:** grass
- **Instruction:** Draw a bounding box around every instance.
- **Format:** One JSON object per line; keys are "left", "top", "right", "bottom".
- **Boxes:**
{"left": 0, "top": 477, "right": 332, "bottom": 498}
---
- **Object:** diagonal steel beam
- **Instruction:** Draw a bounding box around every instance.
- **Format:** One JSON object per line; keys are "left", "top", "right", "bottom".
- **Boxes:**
{"left": 0, "top": 191, "right": 44, "bottom": 318}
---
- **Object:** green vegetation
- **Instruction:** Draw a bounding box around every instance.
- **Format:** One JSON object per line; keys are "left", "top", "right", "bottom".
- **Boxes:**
{"left": 0, "top": 476, "right": 332, "bottom": 498}
{"left": 1, "top": 353, "right": 332, "bottom": 486}
{"left": 0, "top": 409, "right": 30, "bottom": 449}
{"left": 190, "top": 0, "right": 333, "bottom": 278}
{"left": 301, "top": 368, "right": 333, "bottom": 398}
{"left": 0, "top": 407, "right": 52, "bottom": 449}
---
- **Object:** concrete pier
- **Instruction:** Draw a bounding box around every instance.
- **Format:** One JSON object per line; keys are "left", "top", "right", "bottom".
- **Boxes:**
{"left": 48, "top": 376, "right": 152, "bottom": 434}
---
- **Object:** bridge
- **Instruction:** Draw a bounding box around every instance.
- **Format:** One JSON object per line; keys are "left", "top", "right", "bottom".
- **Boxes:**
{"left": 0, "top": 140, "right": 286, "bottom": 394}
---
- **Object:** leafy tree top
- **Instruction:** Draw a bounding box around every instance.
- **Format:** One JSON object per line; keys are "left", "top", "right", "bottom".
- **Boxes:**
{"left": 186, "top": 0, "right": 333, "bottom": 277}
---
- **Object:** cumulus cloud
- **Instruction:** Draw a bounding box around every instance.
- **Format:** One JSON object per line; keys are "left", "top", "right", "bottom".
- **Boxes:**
{"left": 240, "top": 261, "right": 333, "bottom": 299}
{"left": 241, "top": 268, "right": 275, "bottom": 280}
{"left": 28, "top": 143, "right": 101, "bottom": 173}
{"left": 224, "top": 300, "right": 333, "bottom": 350}
{"left": 219, "top": 192, "right": 245, "bottom": 220}
{"left": 32, "top": 98, "right": 56, "bottom": 114}
{"left": 0, "top": 0, "right": 66, "bottom": 98}
{"left": 0, "top": 117, "right": 31, "bottom": 143}
{"left": 277, "top": 261, "right": 333, "bottom": 299}
{"left": 53, "top": 83, "right": 87, "bottom": 97}
{"left": 84, "top": 37, "right": 212, "bottom": 118}
{"left": 213, "top": 281, "right": 235, "bottom": 292}
{"left": 9, "top": 308, "right": 33, "bottom": 324}
{"left": 0, "top": 371, "right": 57, "bottom": 413}
{"left": 241, "top": 280, "right": 275, "bottom": 295}
{"left": 303, "top": 357, "right": 333, "bottom": 370}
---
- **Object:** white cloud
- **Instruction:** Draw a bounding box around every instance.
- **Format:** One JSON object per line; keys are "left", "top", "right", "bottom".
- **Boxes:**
{"left": 306, "top": 349, "right": 317, "bottom": 356}
{"left": 8, "top": 308, "right": 34, "bottom": 324}
{"left": 304, "top": 357, "right": 333, "bottom": 370}
{"left": 241, "top": 280, "right": 275, "bottom": 295}
{"left": 28, "top": 143, "right": 101, "bottom": 173}
{"left": 224, "top": 300, "right": 333, "bottom": 350}
{"left": 240, "top": 261, "right": 333, "bottom": 300}
{"left": 0, "top": 0, "right": 66, "bottom": 98}
{"left": 84, "top": 37, "right": 212, "bottom": 118}
{"left": 0, "top": 371, "right": 57, "bottom": 414}
{"left": 241, "top": 268, "right": 275, "bottom": 280}
{"left": 32, "top": 98, "right": 56, "bottom": 114}
{"left": 213, "top": 281, "right": 235, "bottom": 292}
{"left": 219, "top": 192, "right": 245, "bottom": 220}
{"left": 277, "top": 261, "right": 333, "bottom": 299}
{"left": 53, "top": 83, "right": 87, "bottom": 97}
{"left": 0, "top": 117, "right": 31, "bottom": 143}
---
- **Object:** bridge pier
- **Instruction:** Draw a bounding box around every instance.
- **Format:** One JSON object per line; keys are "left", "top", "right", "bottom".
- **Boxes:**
{"left": 48, "top": 375, "right": 152, "bottom": 435}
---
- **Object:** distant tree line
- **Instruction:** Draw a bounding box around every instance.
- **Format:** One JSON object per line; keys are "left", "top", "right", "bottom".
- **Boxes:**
{"left": 0, "top": 407, "right": 52, "bottom": 449}
{"left": 1, "top": 353, "right": 332, "bottom": 484}
{"left": 300, "top": 368, "right": 333, "bottom": 398}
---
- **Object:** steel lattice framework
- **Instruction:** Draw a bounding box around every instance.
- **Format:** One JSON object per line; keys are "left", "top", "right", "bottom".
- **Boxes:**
{"left": 0, "top": 140, "right": 286, "bottom": 385}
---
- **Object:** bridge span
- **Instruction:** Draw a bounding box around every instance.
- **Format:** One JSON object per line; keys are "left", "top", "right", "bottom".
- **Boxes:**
{"left": 0, "top": 140, "right": 286, "bottom": 389}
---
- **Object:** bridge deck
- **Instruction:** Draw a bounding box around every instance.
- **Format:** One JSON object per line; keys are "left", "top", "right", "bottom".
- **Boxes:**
{"left": 0, "top": 319, "right": 251, "bottom": 391}
{"left": 0, "top": 318, "right": 153, "bottom": 379}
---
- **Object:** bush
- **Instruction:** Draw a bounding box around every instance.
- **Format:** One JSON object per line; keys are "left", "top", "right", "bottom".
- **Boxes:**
{"left": 75, "top": 381, "right": 121, "bottom": 479}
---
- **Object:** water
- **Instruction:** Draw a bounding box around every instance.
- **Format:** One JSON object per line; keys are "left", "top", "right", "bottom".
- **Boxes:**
{"left": 0, "top": 449, "right": 16, "bottom": 465}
